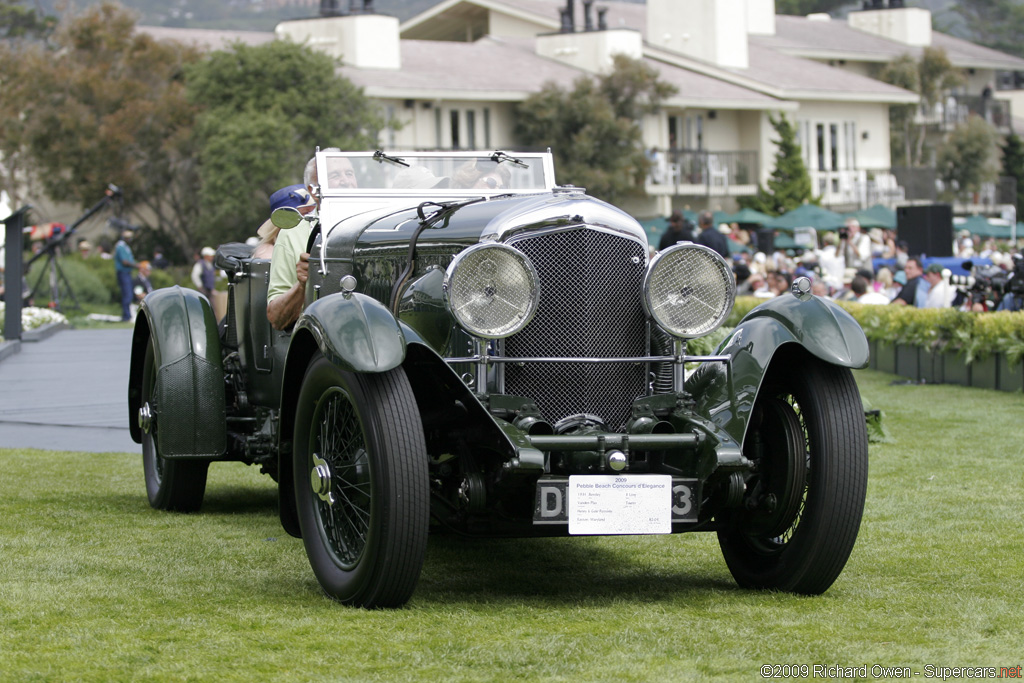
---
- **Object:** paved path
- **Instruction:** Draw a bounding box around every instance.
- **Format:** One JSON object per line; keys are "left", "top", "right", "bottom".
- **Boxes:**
{"left": 0, "top": 328, "right": 138, "bottom": 453}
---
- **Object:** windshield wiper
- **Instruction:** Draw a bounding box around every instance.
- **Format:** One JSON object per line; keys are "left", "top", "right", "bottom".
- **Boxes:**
{"left": 372, "top": 150, "right": 410, "bottom": 167}
{"left": 489, "top": 151, "right": 529, "bottom": 169}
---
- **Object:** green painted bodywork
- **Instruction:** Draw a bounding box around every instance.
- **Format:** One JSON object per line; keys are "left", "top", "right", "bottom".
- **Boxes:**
{"left": 397, "top": 266, "right": 450, "bottom": 351}
{"left": 688, "top": 293, "right": 869, "bottom": 449}
{"left": 292, "top": 292, "right": 408, "bottom": 373}
{"left": 128, "top": 286, "right": 226, "bottom": 457}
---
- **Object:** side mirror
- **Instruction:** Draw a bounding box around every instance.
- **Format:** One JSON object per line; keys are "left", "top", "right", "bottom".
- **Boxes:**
{"left": 271, "top": 206, "right": 302, "bottom": 230}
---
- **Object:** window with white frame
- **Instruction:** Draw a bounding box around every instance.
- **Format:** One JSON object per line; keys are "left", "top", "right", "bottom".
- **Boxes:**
{"left": 799, "top": 118, "right": 859, "bottom": 173}
{"left": 437, "top": 107, "right": 493, "bottom": 149}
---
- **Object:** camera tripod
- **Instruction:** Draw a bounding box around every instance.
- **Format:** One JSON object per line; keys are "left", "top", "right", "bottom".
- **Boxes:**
{"left": 24, "top": 185, "right": 123, "bottom": 312}
{"left": 27, "top": 240, "right": 81, "bottom": 312}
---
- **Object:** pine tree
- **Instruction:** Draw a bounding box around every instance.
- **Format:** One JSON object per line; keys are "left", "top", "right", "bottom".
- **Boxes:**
{"left": 1001, "top": 132, "right": 1024, "bottom": 214}
{"left": 738, "top": 114, "right": 816, "bottom": 215}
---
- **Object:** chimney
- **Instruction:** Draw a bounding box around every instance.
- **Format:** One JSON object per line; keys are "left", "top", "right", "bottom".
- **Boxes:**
{"left": 277, "top": 11, "right": 400, "bottom": 69}
{"left": 849, "top": 2, "right": 931, "bottom": 46}
{"left": 646, "top": 0, "right": 749, "bottom": 69}
{"left": 746, "top": 0, "right": 776, "bottom": 36}
{"left": 559, "top": 8, "right": 572, "bottom": 33}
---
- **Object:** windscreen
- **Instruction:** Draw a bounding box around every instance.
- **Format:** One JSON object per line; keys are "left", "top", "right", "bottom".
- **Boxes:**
{"left": 317, "top": 152, "right": 553, "bottom": 194}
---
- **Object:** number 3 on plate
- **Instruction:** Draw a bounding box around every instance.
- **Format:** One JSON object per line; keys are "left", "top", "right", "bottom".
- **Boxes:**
{"left": 673, "top": 483, "right": 693, "bottom": 517}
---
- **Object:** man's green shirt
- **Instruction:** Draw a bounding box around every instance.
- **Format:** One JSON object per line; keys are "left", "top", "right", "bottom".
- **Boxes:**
{"left": 267, "top": 222, "right": 312, "bottom": 303}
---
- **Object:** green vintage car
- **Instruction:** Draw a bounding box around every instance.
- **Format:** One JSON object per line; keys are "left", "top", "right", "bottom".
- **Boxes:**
{"left": 128, "top": 150, "right": 869, "bottom": 608}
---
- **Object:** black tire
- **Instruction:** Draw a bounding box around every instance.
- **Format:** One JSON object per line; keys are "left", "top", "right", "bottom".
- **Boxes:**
{"left": 140, "top": 339, "right": 209, "bottom": 512}
{"left": 293, "top": 354, "right": 429, "bottom": 608}
{"left": 717, "top": 353, "right": 868, "bottom": 594}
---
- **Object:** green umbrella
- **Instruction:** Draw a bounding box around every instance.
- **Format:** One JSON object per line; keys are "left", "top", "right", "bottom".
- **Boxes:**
{"left": 726, "top": 207, "right": 774, "bottom": 225}
{"left": 771, "top": 232, "right": 798, "bottom": 250}
{"left": 765, "top": 203, "right": 847, "bottom": 231}
{"left": 844, "top": 204, "right": 896, "bottom": 230}
{"left": 957, "top": 215, "right": 1014, "bottom": 239}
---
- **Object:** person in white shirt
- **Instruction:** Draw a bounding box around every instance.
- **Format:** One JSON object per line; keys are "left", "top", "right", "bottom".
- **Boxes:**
{"left": 922, "top": 263, "right": 954, "bottom": 308}
{"left": 852, "top": 274, "right": 890, "bottom": 305}
{"left": 840, "top": 218, "right": 873, "bottom": 272}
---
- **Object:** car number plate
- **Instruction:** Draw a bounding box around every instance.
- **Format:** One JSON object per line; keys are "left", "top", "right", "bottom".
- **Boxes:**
{"left": 533, "top": 475, "right": 700, "bottom": 534}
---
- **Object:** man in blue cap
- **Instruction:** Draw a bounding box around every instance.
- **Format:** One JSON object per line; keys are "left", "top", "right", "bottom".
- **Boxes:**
{"left": 253, "top": 184, "right": 311, "bottom": 259}
{"left": 267, "top": 150, "right": 353, "bottom": 330}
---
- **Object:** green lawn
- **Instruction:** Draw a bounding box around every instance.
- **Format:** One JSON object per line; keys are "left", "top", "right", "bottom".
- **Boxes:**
{"left": 1, "top": 369, "right": 1022, "bottom": 681}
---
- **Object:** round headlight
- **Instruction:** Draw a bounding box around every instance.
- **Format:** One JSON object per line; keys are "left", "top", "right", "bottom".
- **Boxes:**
{"left": 444, "top": 243, "right": 540, "bottom": 339}
{"left": 643, "top": 243, "right": 735, "bottom": 339}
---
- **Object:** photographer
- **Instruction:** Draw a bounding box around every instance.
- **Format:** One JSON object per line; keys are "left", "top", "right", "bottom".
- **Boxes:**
{"left": 996, "top": 255, "right": 1024, "bottom": 312}
{"left": 839, "top": 218, "right": 872, "bottom": 272}
{"left": 922, "top": 264, "right": 954, "bottom": 308}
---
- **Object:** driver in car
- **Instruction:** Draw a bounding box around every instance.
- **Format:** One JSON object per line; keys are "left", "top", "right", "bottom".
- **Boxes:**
{"left": 267, "top": 151, "right": 357, "bottom": 330}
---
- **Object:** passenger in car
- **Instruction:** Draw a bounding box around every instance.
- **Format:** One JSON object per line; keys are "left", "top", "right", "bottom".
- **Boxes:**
{"left": 451, "top": 159, "right": 511, "bottom": 190}
{"left": 253, "top": 184, "right": 312, "bottom": 259}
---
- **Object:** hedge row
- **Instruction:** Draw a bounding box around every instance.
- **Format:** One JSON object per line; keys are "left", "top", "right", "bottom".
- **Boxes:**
{"left": 729, "top": 296, "right": 1024, "bottom": 367}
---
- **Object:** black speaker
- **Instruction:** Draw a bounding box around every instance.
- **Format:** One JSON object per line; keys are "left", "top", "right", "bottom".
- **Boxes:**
{"left": 896, "top": 204, "right": 953, "bottom": 258}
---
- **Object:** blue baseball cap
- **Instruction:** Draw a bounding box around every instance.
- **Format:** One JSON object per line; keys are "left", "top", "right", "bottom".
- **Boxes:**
{"left": 269, "top": 184, "right": 310, "bottom": 212}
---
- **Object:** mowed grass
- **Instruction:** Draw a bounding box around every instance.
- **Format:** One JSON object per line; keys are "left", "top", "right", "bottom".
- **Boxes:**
{"left": 2, "top": 369, "right": 1022, "bottom": 682}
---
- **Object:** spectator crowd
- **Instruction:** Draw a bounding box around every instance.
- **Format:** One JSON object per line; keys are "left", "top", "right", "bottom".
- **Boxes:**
{"left": 655, "top": 212, "right": 1024, "bottom": 313}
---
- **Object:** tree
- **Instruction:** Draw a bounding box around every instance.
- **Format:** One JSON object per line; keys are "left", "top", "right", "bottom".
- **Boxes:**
{"left": 185, "top": 39, "right": 383, "bottom": 247}
{"left": 1, "top": 2, "right": 204, "bottom": 256}
{"left": 1000, "top": 132, "right": 1024, "bottom": 213}
{"left": 775, "top": 0, "right": 848, "bottom": 15}
{"left": 879, "top": 54, "right": 919, "bottom": 168}
{"left": 879, "top": 47, "right": 963, "bottom": 167}
{"left": 738, "top": 114, "right": 816, "bottom": 216}
{"left": 936, "top": 116, "right": 999, "bottom": 202}
{"left": 950, "top": 0, "right": 1024, "bottom": 60}
{"left": 514, "top": 55, "right": 676, "bottom": 204}
{"left": 0, "top": 0, "right": 56, "bottom": 40}
{"left": 0, "top": 1, "right": 58, "bottom": 206}
{"left": 2, "top": 4, "right": 383, "bottom": 256}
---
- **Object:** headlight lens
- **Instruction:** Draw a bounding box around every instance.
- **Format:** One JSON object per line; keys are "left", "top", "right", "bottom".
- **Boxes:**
{"left": 643, "top": 243, "right": 735, "bottom": 338}
{"left": 444, "top": 243, "right": 539, "bottom": 339}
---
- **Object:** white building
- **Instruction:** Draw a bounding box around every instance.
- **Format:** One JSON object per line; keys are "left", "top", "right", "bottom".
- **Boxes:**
{"left": 142, "top": 0, "right": 1024, "bottom": 218}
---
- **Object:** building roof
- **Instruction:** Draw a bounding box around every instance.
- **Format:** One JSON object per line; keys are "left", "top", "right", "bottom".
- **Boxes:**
{"left": 339, "top": 36, "right": 585, "bottom": 100}
{"left": 402, "top": 1, "right": 919, "bottom": 104}
{"left": 763, "top": 15, "right": 1024, "bottom": 71}
{"left": 645, "top": 56, "right": 786, "bottom": 109}
{"left": 141, "top": 0, "right": 1024, "bottom": 109}
{"left": 735, "top": 43, "right": 920, "bottom": 102}
{"left": 338, "top": 35, "right": 782, "bottom": 108}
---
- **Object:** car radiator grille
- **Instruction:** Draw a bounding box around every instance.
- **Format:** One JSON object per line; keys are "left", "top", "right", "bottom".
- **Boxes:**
{"left": 504, "top": 228, "right": 648, "bottom": 431}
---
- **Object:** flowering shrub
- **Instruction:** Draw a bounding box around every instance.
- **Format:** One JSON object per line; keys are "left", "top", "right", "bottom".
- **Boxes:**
{"left": 0, "top": 304, "right": 69, "bottom": 342}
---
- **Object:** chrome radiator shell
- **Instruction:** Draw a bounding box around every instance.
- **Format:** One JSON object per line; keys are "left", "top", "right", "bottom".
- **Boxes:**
{"left": 503, "top": 226, "right": 649, "bottom": 431}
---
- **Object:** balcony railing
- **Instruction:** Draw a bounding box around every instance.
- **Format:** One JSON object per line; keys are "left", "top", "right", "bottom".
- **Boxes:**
{"left": 647, "top": 149, "right": 759, "bottom": 195}
{"left": 918, "top": 94, "right": 1013, "bottom": 133}
{"left": 813, "top": 169, "right": 906, "bottom": 210}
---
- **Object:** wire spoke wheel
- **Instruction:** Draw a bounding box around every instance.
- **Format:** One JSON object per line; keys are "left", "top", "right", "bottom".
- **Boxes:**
{"left": 294, "top": 353, "right": 428, "bottom": 608}
{"left": 717, "top": 353, "right": 868, "bottom": 594}
{"left": 312, "top": 388, "right": 372, "bottom": 569}
{"left": 140, "top": 339, "right": 208, "bottom": 512}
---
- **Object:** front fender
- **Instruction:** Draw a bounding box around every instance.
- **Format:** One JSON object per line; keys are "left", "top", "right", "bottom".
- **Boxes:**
{"left": 689, "top": 294, "right": 869, "bottom": 448}
{"left": 292, "top": 292, "right": 407, "bottom": 374}
{"left": 127, "top": 286, "right": 226, "bottom": 457}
